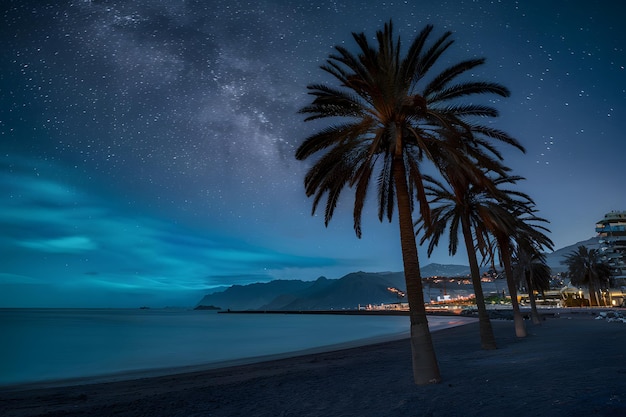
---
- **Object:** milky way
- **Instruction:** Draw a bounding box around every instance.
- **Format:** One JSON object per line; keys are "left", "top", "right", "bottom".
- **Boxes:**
{"left": 1, "top": 0, "right": 625, "bottom": 307}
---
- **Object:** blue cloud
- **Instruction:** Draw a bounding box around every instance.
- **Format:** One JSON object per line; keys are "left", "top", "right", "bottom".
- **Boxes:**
{"left": 0, "top": 156, "right": 343, "bottom": 307}
{"left": 19, "top": 236, "right": 98, "bottom": 253}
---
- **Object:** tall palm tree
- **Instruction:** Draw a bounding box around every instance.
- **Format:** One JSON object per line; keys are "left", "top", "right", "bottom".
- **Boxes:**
{"left": 561, "top": 246, "right": 612, "bottom": 306}
{"left": 513, "top": 250, "right": 551, "bottom": 323}
{"left": 512, "top": 219, "right": 553, "bottom": 324}
{"left": 477, "top": 180, "right": 540, "bottom": 338}
{"left": 295, "top": 21, "right": 519, "bottom": 384}
{"left": 417, "top": 171, "right": 505, "bottom": 350}
{"left": 417, "top": 127, "right": 526, "bottom": 347}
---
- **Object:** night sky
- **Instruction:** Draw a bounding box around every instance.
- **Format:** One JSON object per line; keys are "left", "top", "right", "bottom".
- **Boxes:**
{"left": 2, "top": 1, "right": 625, "bottom": 308}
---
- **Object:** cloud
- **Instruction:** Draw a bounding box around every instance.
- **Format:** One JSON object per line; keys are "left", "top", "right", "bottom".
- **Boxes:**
{"left": 0, "top": 157, "right": 341, "bottom": 306}
{"left": 19, "top": 236, "right": 98, "bottom": 253}
{"left": 0, "top": 273, "right": 43, "bottom": 285}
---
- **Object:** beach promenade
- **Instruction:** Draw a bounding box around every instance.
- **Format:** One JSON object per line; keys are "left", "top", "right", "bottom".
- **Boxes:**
{"left": 2, "top": 310, "right": 625, "bottom": 417}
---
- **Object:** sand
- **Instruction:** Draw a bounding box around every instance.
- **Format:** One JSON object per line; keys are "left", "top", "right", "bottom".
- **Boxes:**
{"left": 2, "top": 310, "right": 625, "bottom": 417}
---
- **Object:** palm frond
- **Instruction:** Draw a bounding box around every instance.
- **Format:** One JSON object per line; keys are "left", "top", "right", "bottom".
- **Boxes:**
{"left": 415, "top": 31, "right": 453, "bottom": 82}
{"left": 400, "top": 24, "right": 433, "bottom": 84}
{"left": 468, "top": 124, "right": 525, "bottom": 153}
{"left": 429, "top": 82, "right": 510, "bottom": 103}
{"left": 436, "top": 104, "right": 500, "bottom": 118}
{"left": 423, "top": 58, "right": 486, "bottom": 97}
{"left": 377, "top": 151, "right": 394, "bottom": 223}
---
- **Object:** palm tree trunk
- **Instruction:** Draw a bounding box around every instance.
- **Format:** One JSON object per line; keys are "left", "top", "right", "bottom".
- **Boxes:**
{"left": 393, "top": 157, "right": 441, "bottom": 385}
{"left": 588, "top": 280, "right": 598, "bottom": 306}
{"left": 500, "top": 243, "right": 527, "bottom": 337}
{"left": 525, "top": 270, "right": 541, "bottom": 325}
{"left": 461, "top": 215, "right": 497, "bottom": 349}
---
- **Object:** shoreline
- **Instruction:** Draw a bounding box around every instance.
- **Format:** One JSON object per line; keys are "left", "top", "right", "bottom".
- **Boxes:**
{"left": 0, "top": 315, "right": 475, "bottom": 391}
{"left": 0, "top": 330, "right": 413, "bottom": 392}
{"left": 3, "top": 311, "right": 626, "bottom": 416}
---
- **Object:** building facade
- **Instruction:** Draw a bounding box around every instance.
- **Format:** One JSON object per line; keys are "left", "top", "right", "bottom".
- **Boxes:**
{"left": 596, "top": 211, "right": 626, "bottom": 286}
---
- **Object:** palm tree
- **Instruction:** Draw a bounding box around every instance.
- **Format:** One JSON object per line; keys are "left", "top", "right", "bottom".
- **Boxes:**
{"left": 477, "top": 179, "right": 540, "bottom": 338}
{"left": 295, "top": 21, "right": 518, "bottom": 384}
{"left": 513, "top": 221, "right": 553, "bottom": 324}
{"left": 561, "top": 246, "right": 612, "bottom": 306}
{"left": 416, "top": 123, "right": 526, "bottom": 348}
{"left": 513, "top": 251, "right": 551, "bottom": 323}
{"left": 417, "top": 171, "right": 503, "bottom": 350}
{"left": 485, "top": 213, "right": 526, "bottom": 336}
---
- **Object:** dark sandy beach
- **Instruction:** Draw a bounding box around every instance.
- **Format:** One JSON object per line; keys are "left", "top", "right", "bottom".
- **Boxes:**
{"left": 2, "top": 311, "right": 625, "bottom": 417}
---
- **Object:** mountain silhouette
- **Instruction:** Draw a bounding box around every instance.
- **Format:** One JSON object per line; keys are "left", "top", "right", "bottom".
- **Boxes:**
{"left": 197, "top": 266, "right": 468, "bottom": 311}
{"left": 196, "top": 238, "right": 600, "bottom": 311}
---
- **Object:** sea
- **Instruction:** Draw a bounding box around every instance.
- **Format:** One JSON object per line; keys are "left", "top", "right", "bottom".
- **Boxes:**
{"left": 0, "top": 309, "right": 471, "bottom": 387}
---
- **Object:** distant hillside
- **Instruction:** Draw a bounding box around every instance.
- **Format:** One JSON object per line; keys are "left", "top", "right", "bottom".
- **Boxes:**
{"left": 197, "top": 279, "right": 313, "bottom": 311}
{"left": 196, "top": 266, "right": 467, "bottom": 311}
{"left": 196, "top": 238, "right": 603, "bottom": 311}
{"left": 197, "top": 271, "right": 408, "bottom": 311}
{"left": 264, "top": 272, "right": 407, "bottom": 310}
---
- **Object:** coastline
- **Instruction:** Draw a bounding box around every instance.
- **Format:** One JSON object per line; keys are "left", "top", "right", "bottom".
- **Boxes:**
{"left": 2, "top": 311, "right": 626, "bottom": 416}
{"left": 0, "top": 329, "right": 413, "bottom": 392}
{"left": 0, "top": 315, "right": 475, "bottom": 391}
{"left": 1, "top": 311, "right": 473, "bottom": 389}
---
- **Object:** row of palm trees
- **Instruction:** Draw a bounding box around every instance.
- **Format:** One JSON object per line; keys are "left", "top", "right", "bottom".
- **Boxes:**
{"left": 294, "top": 21, "right": 568, "bottom": 385}
{"left": 416, "top": 171, "right": 554, "bottom": 344}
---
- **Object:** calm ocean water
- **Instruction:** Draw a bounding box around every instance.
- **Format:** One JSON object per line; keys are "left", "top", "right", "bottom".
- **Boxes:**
{"left": 0, "top": 309, "right": 469, "bottom": 387}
